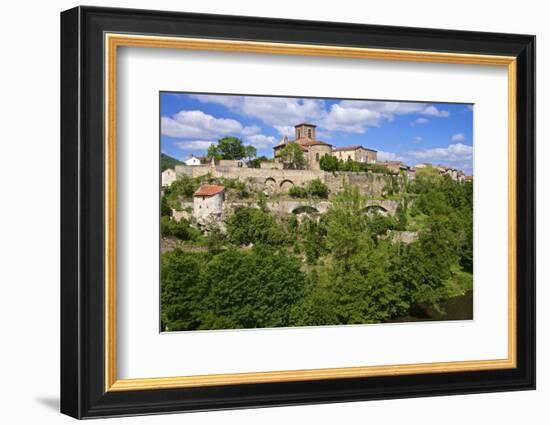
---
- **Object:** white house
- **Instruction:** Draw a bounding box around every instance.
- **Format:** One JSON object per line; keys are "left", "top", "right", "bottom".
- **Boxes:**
{"left": 193, "top": 184, "right": 225, "bottom": 223}
{"left": 161, "top": 168, "right": 176, "bottom": 187}
{"left": 185, "top": 155, "right": 201, "bottom": 166}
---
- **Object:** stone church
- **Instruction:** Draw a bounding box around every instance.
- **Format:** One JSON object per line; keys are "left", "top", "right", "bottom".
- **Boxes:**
{"left": 273, "top": 123, "right": 377, "bottom": 170}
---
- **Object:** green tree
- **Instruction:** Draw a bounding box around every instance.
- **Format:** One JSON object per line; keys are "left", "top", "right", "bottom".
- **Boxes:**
{"left": 300, "top": 216, "right": 327, "bottom": 263}
{"left": 206, "top": 144, "right": 222, "bottom": 160}
{"left": 160, "top": 195, "right": 172, "bottom": 217}
{"left": 280, "top": 143, "right": 306, "bottom": 169}
{"left": 319, "top": 154, "right": 340, "bottom": 172}
{"left": 307, "top": 179, "right": 329, "bottom": 198}
{"left": 248, "top": 155, "right": 269, "bottom": 168}
{"left": 324, "top": 186, "right": 373, "bottom": 264}
{"left": 226, "top": 207, "right": 285, "bottom": 246}
{"left": 161, "top": 250, "right": 206, "bottom": 331}
{"left": 160, "top": 216, "right": 201, "bottom": 241}
{"left": 207, "top": 136, "right": 247, "bottom": 160}
{"left": 289, "top": 179, "right": 329, "bottom": 199}
{"left": 218, "top": 136, "right": 247, "bottom": 159}
{"left": 244, "top": 145, "right": 257, "bottom": 161}
{"left": 394, "top": 198, "right": 408, "bottom": 231}
{"left": 199, "top": 246, "right": 306, "bottom": 329}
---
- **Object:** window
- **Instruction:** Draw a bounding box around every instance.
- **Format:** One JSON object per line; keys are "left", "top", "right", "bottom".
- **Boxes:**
{"left": 316, "top": 153, "right": 319, "bottom": 162}
{"left": 308, "top": 129, "right": 312, "bottom": 138}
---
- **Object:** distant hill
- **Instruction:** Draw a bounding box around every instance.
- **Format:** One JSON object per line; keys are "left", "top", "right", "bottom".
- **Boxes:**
{"left": 161, "top": 153, "right": 182, "bottom": 171}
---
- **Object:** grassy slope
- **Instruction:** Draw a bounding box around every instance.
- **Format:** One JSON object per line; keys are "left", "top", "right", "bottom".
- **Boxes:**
{"left": 161, "top": 153, "right": 182, "bottom": 171}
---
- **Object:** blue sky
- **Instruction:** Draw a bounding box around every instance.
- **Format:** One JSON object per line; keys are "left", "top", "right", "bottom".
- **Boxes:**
{"left": 161, "top": 92, "right": 474, "bottom": 175}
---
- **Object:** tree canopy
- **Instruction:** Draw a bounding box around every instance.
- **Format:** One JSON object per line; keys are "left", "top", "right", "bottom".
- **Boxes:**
{"left": 207, "top": 136, "right": 250, "bottom": 160}
{"left": 280, "top": 143, "right": 306, "bottom": 169}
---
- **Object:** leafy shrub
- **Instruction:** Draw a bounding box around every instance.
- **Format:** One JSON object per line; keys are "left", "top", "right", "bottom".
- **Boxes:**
{"left": 288, "top": 179, "right": 329, "bottom": 199}
{"left": 160, "top": 216, "right": 201, "bottom": 241}
{"left": 226, "top": 207, "right": 285, "bottom": 246}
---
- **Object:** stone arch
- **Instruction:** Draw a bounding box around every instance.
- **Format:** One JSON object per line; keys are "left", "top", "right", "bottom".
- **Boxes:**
{"left": 279, "top": 179, "right": 294, "bottom": 192}
{"left": 292, "top": 205, "right": 319, "bottom": 215}
{"left": 265, "top": 177, "right": 276, "bottom": 188}
{"left": 363, "top": 205, "right": 389, "bottom": 215}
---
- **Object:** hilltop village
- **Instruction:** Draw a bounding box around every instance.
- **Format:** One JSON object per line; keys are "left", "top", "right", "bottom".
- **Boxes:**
{"left": 160, "top": 121, "right": 474, "bottom": 331}
{"left": 162, "top": 122, "right": 468, "bottom": 227}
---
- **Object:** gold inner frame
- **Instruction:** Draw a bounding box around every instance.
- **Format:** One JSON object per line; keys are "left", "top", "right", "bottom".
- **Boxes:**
{"left": 104, "top": 33, "right": 517, "bottom": 392}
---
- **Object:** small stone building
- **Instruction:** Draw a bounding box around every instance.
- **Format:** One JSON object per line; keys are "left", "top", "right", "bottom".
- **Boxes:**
{"left": 332, "top": 145, "right": 378, "bottom": 163}
{"left": 161, "top": 168, "right": 177, "bottom": 187}
{"left": 193, "top": 184, "right": 225, "bottom": 223}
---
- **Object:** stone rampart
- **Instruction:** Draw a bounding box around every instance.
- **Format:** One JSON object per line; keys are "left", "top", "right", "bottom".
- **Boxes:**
{"left": 174, "top": 165, "right": 407, "bottom": 197}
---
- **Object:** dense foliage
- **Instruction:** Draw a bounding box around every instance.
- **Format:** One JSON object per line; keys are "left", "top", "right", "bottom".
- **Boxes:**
{"left": 207, "top": 136, "right": 256, "bottom": 160}
{"left": 248, "top": 155, "right": 269, "bottom": 168}
{"left": 289, "top": 179, "right": 329, "bottom": 199}
{"left": 320, "top": 156, "right": 390, "bottom": 174}
{"left": 161, "top": 167, "right": 473, "bottom": 331}
{"left": 279, "top": 143, "right": 307, "bottom": 169}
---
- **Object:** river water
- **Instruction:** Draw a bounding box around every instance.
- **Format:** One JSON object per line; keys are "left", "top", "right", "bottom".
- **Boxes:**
{"left": 391, "top": 290, "right": 473, "bottom": 323}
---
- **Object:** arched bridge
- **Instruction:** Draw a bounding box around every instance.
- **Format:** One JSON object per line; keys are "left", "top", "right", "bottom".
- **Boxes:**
{"left": 264, "top": 199, "right": 401, "bottom": 216}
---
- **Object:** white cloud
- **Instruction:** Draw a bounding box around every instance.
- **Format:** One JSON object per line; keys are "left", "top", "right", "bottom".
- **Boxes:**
{"left": 377, "top": 151, "right": 404, "bottom": 162}
{"left": 188, "top": 94, "right": 242, "bottom": 109}
{"left": 413, "top": 136, "right": 423, "bottom": 143}
{"left": 274, "top": 125, "right": 295, "bottom": 137}
{"left": 246, "top": 134, "right": 277, "bottom": 149}
{"left": 320, "top": 101, "right": 449, "bottom": 134}
{"left": 241, "top": 125, "right": 261, "bottom": 136}
{"left": 451, "top": 133, "right": 466, "bottom": 142}
{"left": 175, "top": 140, "right": 215, "bottom": 150}
{"left": 189, "top": 95, "right": 326, "bottom": 129}
{"left": 411, "top": 117, "right": 430, "bottom": 126}
{"left": 161, "top": 110, "right": 260, "bottom": 140}
{"left": 407, "top": 143, "right": 473, "bottom": 164}
{"left": 323, "top": 103, "right": 382, "bottom": 133}
{"left": 189, "top": 95, "right": 444, "bottom": 139}
{"left": 422, "top": 105, "right": 450, "bottom": 117}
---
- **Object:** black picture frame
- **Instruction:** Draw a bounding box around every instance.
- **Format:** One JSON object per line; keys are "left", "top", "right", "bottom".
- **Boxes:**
{"left": 61, "top": 5, "right": 535, "bottom": 419}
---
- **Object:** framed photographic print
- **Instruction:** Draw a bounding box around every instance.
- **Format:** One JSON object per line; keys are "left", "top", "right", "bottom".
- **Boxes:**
{"left": 60, "top": 6, "right": 535, "bottom": 419}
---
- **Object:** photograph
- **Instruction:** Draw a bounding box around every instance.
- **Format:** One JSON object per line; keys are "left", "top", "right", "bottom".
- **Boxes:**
{"left": 159, "top": 92, "right": 474, "bottom": 332}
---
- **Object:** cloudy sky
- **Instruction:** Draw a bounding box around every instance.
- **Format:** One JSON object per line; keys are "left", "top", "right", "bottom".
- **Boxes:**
{"left": 160, "top": 92, "right": 474, "bottom": 175}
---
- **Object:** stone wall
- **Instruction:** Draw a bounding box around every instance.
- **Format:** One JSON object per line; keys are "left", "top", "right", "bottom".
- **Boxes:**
{"left": 174, "top": 164, "right": 407, "bottom": 197}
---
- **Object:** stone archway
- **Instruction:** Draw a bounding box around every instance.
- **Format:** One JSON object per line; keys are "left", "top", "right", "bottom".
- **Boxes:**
{"left": 291, "top": 205, "right": 319, "bottom": 215}
{"left": 279, "top": 179, "right": 294, "bottom": 192}
{"left": 265, "top": 177, "right": 276, "bottom": 189}
{"left": 363, "top": 205, "right": 389, "bottom": 216}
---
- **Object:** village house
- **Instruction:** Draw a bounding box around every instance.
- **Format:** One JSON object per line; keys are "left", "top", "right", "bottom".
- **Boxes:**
{"left": 332, "top": 145, "right": 378, "bottom": 163}
{"left": 193, "top": 184, "right": 225, "bottom": 223}
{"left": 185, "top": 154, "right": 202, "bottom": 166}
{"left": 380, "top": 160, "right": 411, "bottom": 174}
{"left": 161, "top": 168, "right": 177, "bottom": 187}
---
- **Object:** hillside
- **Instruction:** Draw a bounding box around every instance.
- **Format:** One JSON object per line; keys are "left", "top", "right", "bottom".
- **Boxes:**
{"left": 161, "top": 153, "right": 182, "bottom": 171}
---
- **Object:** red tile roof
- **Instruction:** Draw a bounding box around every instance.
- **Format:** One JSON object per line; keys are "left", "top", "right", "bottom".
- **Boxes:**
{"left": 194, "top": 184, "right": 225, "bottom": 197}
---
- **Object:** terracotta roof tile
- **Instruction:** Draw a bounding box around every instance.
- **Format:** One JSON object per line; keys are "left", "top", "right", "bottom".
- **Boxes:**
{"left": 194, "top": 184, "right": 225, "bottom": 197}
